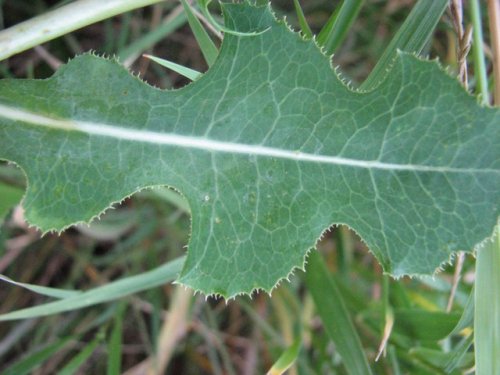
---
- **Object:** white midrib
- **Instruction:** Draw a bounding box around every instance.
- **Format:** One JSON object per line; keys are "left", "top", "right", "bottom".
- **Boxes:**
{"left": 0, "top": 103, "right": 492, "bottom": 174}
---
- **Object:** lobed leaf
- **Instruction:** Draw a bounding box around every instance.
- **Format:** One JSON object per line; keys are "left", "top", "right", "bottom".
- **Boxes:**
{"left": 0, "top": 3, "right": 498, "bottom": 298}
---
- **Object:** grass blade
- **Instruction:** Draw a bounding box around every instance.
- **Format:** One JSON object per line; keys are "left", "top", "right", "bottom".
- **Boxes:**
{"left": 143, "top": 54, "right": 202, "bottom": 81}
{"left": 474, "top": 226, "right": 500, "bottom": 375}
{"left": 317, "top": 0, "right": 364, "bottom": 55}
{"left": 305, "top": 251, "right": 373, "bottom": 375}
{"left": 180, "top": 0, "right": 218, "bottom": 67}
{"left": 0, "top": 0, "right": 167, "bottom": 61}
{"left": 3, "top": 336, "right": 75, "bottom": 375}
{"left": 292, "top": 0, "right": 312, "bottom": 39}
{"left": 448, "top": 286, "right": 474, "bottom": 336}
{"left": 57, "top": 335, "right": 102, "bottom": 375}
{"left": 410, "top": 344, "right": 474, "bottom": 370}
{"left": 0, "top": 274, "right": 81, "bottom": 299}
{"left": 266, "top": 337, "right": 301, "bottom": 375}
{"left": 107, "top": 303, "right": 126, "bottom": 375}
{"left": 444, "top": 333, "right": 474, "bottom": 373}
{"left": 360, "top": 0, "right": 448, "bottom": 90}
{"left": 118, "top": 7, "right": 187, "bottom": 65}
{"left": 0, "top": 256, "right": 185, "bottom": 321}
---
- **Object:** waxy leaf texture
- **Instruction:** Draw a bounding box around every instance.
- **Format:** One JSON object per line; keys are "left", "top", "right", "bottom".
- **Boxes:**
{"left": 0, "top": 3, "right": 498, "bottom": 297}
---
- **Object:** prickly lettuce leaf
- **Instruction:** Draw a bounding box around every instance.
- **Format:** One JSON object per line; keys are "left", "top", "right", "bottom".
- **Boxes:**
{"left": 0, "top": 3, "right": 498, "bottom": 298}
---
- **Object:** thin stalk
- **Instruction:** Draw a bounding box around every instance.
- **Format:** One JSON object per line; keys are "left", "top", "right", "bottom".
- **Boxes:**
{"left": 469, "top": 0, "right": 490, "bottom": 105}
{"left": 0, "top": 0, "right": 166, "bottom": 61}
{"left": 446, "top": 252, "right": 465, "bottom": 312}
{"left": 488, "top": 0, "right": 500, "bottom": 105}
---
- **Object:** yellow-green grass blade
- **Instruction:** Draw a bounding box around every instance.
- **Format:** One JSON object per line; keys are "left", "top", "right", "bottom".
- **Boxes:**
{"left": 360, "top": 0, "right": 448, "bottom": 90}
{"left": 305, "top": 251, "right": 373, "bottom": 375}
{"left": 180, "top": 0, "right": 218, "bottom": 67}
{"left": 474, "top": 226, "right": 500, "bottom": 375}
{"left": 266, "top": 337, "right": 301, "bottom": 375}
{"left": 0, "top": 256, "right": 185, "bottom": 320}
{"left": 317, "top": 0, "right": 363, "bottom": 55}
{"left": 143, "top": 54, "right": 202, "bottom": 81}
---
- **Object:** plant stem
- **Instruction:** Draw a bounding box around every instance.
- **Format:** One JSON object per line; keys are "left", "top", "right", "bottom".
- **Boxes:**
{"left": 0, "top": 0, "right": 166, "bottom": 61}
{"left": 469, "top": 0, "right": 490, "bottom": 104}
{"left": 488, "top": 0, "right": 500, "bottom": 105}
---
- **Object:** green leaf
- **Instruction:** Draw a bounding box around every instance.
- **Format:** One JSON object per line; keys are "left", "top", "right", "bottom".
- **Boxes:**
{"left": 0, "top": 3, "right": 498, "bottom": 298}
{"left": 198, "top": 0, "right": 270, "bottom": 37}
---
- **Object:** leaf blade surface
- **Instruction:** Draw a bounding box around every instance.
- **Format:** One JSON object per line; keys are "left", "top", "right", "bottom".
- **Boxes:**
{"left": 0, "top": 3, "right": 498, "bottom": 298}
